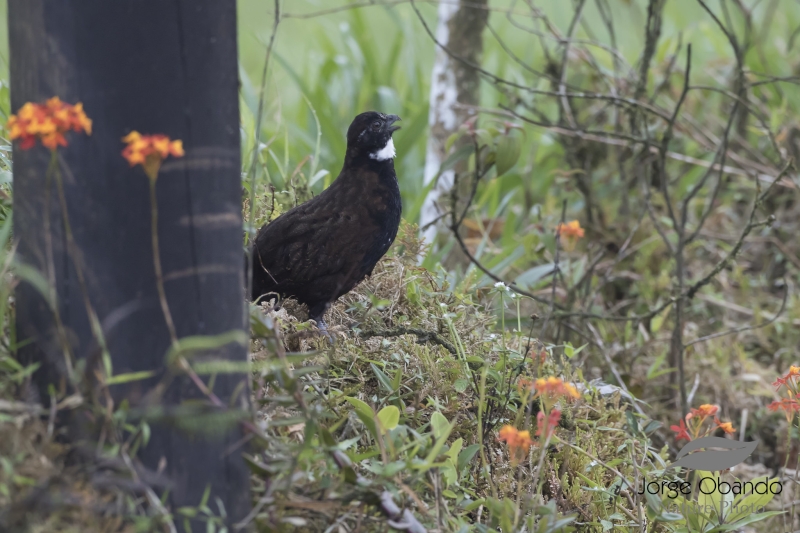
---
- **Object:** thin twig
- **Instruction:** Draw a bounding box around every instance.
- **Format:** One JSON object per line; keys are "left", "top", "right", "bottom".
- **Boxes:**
{"left": 557, "top": 0, "right": 587, "bottom": 129}
{"left": 356, "top": 327, "right": 457, "bottom": 357}
{"left": 245, "top": 0, "right": 281, "bottom": 303}
{"left": 685, "top": 281, "right": 789, "bottom": 347}
{"left": 541, "top": 200, "right": 567, "bottom": 335}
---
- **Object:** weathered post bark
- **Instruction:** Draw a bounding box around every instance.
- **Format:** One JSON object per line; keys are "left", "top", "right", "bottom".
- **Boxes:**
{"left": 9, "top": 1, "right": 251, "bottom": 528}
{"left": 419, "top": 0, "right": 488, "bottom": 253}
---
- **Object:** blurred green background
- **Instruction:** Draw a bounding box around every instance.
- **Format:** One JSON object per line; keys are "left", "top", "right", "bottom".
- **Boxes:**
{"left": 237, "top": 0, "right": 800, "bottom": 283}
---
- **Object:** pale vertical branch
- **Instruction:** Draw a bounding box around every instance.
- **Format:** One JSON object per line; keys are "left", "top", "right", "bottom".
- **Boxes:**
{"left": 420, "top": 0, "right": 460, "bottom": 249}
{"left": 419, "top": 0, "right": 488, "bottom": 252}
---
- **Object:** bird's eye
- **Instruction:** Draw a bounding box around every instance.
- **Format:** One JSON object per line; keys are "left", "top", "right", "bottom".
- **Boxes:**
{"left": 371, "top": 121, "right": 381, "bottom": 130}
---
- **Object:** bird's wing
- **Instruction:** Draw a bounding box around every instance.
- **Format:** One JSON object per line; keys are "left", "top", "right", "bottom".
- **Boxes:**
{"left": 252, "top": 191, "right": 354, "bottom": 287}
{"left": 251, "top": 161, "right": 400, "bottom": 307}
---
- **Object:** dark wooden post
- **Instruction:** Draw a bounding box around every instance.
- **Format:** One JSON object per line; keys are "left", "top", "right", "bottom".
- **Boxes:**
{"left": 9, "top": 1, "right": 251, "bottom": 528}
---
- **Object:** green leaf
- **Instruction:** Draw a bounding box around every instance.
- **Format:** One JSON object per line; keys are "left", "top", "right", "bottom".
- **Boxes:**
{"left": 643, "top": 420, "right": 662, "bottom": 435}
{"left": 431, "top": 412, "right": 450, "bottom": 439}
{"left": 494, "top": 133, "right": 521, "bottom": 177}
{"left": 453, "top": 378, "right": 469, "bottom": 393}
{"left": 413, "top": 412, "right": 455, "bottom": 470}
{"left": 515, "top": 263, "right": 555, "bottom": 288}
{"left": 178, "top": 506, "right": 197, "bottom": 518}
{"left": 422, "top": 423, "right": 453, "bottom": 467}
{"left": 0, "top": 217, "right": 12, "bottom": 250}
{"left": 475, "top": 129, "right": 494, "bottom": 148}
{"left": 385, "top": 461, "right": 406, "bottom": 477}
{"left": 441, "top": 462, "right": 458, "bottom": 488}
{"left": 463, "top": 498, "right": 485, "bottom": 512}
{"left": 626, "top": 410, "right": 639, "bottom": 434}
{"left": 437, "top": 144, "right": 474, "bottom": 178}
{"left": 444, "top": 131, "right": 461, "bottom": 154}
{"left": 706, "top": 511, "right": 784, "bottom": 532}
{"left": 442, "top": 440, "right": 463, "bottom": 488}
{"left": 377, "top": 405, "right": 400, "bottom": 433}
{"left": 646, "top": 352, "right": 675, "bottom": 380}
{"left": 457, "top": 444, "right": 481, "bottom": 471}
{"left": 481, "top": 147, "right": 496, "bottom": 169}
{"left": 571, "top": 343, "right": 587, "bottom": 358}
{"left": 12, "top": 262, "right": 52, "bottom": 307}
{"left": 371, "top": 363, "right": 395, "bottom": 393}
{"left": 446, "top": 438, "right": 463, "bottom": 461}
{"left": 651, "top": 306, "right": 671, "bottom": 334}
{"left": 391, "top": 367, "right": 403, "bottom": 391}
{"left": 728, "top": 477, "right": 782, "bottom": 521}
{"left": 199, "top": 484, "right": 211, "bottom": 508}
{"left": 308, "top": 169, "right": 329, "bottom": 188}
{"left": 345, "top": 397, "right": 377, "bottom": 438}
{"left": 193, "top": 360, "right": 252, "bottom": 375}
{"left": 405, "top": 280, "right": 421, "bottom": 306}
{"left": 141, "top": 421, "right": 151, "bottom": 446}
{"left": 165, "top": 330, "right": 248, "bottom": 366}
{"left": 105, "top": 370, "right": 156, "bottom": 385}
{"left": 564, "top": 342, "right": 574, "bottom": 358}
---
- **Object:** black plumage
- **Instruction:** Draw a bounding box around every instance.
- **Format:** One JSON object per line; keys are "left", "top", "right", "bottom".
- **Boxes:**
{"left": 250, "top": 111, "right": 402, "bottom": 330}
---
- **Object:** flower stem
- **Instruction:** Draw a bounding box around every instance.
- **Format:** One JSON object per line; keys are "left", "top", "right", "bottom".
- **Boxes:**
{"left": 477, "top": 364, "right": 497, "bottom": 500}
{"left": 43, "top": 151, "right": 75, "bottom": 384}
{"left": 52, "top": 156, "right": 112, "bottom": 378}
{"left": 783, "top": 419, "right": 793, "bottom": 532}
{"left": 148, "top": 177, "right": 177, "bottom": 345}
{"left": 148, "top": 175, "right": 224, "bottom": 408}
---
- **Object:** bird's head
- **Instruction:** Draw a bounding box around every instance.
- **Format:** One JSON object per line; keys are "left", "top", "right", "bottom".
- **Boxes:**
{"left": 346, "top": 111, "right": 401, "bottom": 161}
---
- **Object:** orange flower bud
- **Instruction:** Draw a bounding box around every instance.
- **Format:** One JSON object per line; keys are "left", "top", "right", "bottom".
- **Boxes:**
{"left": 556, "top": 220, "right": 585, "bottom": 239}
{"left": 122, "top": 131, "right": 185, "bottom": 180}
{"left": 534, "top": 376, "right": 581, "bottom": 400}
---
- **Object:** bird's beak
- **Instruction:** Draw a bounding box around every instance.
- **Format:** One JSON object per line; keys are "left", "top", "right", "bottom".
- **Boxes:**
{"left": 386, "top": 114, "right": 401, "bottom": 133}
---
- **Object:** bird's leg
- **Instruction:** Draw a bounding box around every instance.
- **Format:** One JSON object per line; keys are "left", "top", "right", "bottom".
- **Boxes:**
{"left": 310, "top": 306, "right": 334, "bottom": 344}
{"left": 314, "top": 318, "right": 335, "bottom": 345}
{"left": 315, "top": 318, "right": 333, "bottom": 343}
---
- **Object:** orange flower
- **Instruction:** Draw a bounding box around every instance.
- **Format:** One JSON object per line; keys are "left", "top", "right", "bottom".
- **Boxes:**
{"left": 556, "top": 220, "right": 585, "bottom": 239}
{"left": 536, "top": 409, "right": 561, "bottom": 439}
{"left": 498, "top": 425, "right": 533, "bottom": 463}
{"left": 686, "top": 404, "right": 718, "bottom": 422}
{"left": 769, "top": 397, "right": 800, "bottom": 412}
{"left": 531, "top": 348, "right": 547, "bottom": 365}
{"left": 534, "top": 376, "right": 581, "bottom": 401}
{"left": 122, "top": 131, "right": 185, "bottom": 180}
{"left": 679, "top": 404, "right": 735, "bottom": 440}
{"left": 7, "top": 97, "right": 92, "bottom": 150}
{"left": 773, "top": 366, "right": 800, "bottom": 393}
{"left": 768, "top": 396, "right": 800, "bottom": 423}
{"left": 714, "top": 418, "right": 735, "bottom": 435}
{"left": 517, "top": 377, "right": 534, "bottom": 394}
{"left": 670, "top": 419, "right": 691, "bottom": 441}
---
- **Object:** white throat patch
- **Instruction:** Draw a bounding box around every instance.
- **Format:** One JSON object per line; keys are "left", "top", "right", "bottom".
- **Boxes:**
{"left": 369, "top": 138, "right": 396, "bottom": 161}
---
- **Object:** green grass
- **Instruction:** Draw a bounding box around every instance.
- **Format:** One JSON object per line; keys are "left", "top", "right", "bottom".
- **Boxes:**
{"left": 2, "top": 0, "right": 800, "bottom": 531}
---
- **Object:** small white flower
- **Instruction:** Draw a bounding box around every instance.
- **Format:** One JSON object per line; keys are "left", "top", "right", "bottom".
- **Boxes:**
{"left": 494, "top": 282, "right": 506, "bottom": 289}
{"left": 438, "top": 302, "right": 447, "bottom": 308}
